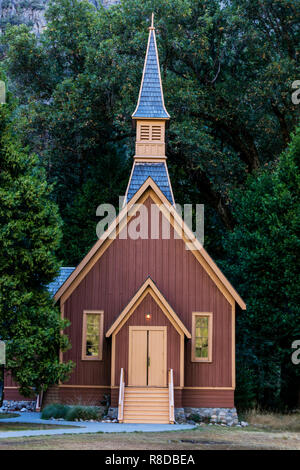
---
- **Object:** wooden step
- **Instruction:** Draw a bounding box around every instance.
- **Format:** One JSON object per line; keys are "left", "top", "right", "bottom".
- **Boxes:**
{"left": 125, "top": 387, "right": 169, "bottom": 392}
{"left": 125, "top": 400, "right": 168, "bottom": 404}
{"left": 123, "top": 419, "right": 169, "bottom": 424}
{"left": 121, "top": 387, "right": 170, "bottom": 424}
{"left": 124, "top": 413, "right": 169, "bottom": 420}
{"left": 125, "top": 392, "right": 168, "bottom": 395}
{"left": 125, "top": 393, "right": 169, "bottom": 401}
{"left": 124, "top": 404, "right": 169, "bottom": 410}
{"left": 124, "top": 409, "right": 169, "bottom": 415}
{"left": 125, "top": 397, "right": 168, "bottom": 402}
{"left": 125, "top": 390, "right": 168, "bottom": 394}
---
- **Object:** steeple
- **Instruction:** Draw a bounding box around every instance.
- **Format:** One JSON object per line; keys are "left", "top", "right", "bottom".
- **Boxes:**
{"left": 124, "top": 15, "right": 174, "bottom": 206}
{"left": 132, "top": 14, "right": 170, "bottom": 120}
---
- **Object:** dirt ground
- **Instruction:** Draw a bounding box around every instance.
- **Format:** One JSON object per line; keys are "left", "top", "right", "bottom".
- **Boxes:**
{"left": 0, "top": 424, "right": 299, "bottom": 450}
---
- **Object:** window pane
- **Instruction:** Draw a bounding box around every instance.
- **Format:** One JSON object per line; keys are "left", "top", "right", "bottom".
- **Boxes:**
{"left": 202, "top": 327, "right": 208, "bottom": 337}
{"left": 196, "top": 317, "right": 208, "bottom": 329}
{"left": 195, "top": 347, "right": 202, "bottom": 358}
{"left": 201, "top": 346, "right": 208, "bottom": 358}
{"left": 194, "top": 315, "right": 210, "bottom": 359}
{"left": 86, "top": 314, "right": 100, "bottom": 357}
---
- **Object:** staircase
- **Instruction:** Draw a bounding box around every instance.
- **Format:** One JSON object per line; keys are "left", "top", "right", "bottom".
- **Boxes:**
{"left": 118, "top": 369, "right": 174, "bottom": 424}
{"left": 123, "top": 387, "right": 169, "bottom": 423}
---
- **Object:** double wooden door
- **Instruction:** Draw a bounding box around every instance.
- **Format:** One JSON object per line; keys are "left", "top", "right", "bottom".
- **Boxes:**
{"left": 128, "top": 326, "right": 167, "bottom": 387}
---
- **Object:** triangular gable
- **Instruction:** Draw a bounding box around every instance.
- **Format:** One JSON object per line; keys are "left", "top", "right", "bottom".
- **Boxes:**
{"left": 106, "top": 277, "right": 191, "bottom": 338}
{"left": 54, "top": 177, "right": 246, "bottom": 310}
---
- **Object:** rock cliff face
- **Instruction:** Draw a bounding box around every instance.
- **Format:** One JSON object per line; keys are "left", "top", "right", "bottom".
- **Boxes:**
{"left": 0, "top": 0, "right": 118, "bottom": 34}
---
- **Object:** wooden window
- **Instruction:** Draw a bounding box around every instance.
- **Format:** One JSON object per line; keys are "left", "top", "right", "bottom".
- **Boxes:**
{"left": 191, "top": 312, "right": 213, "bottom": 362}
{"left": 139, "top": 124, "right": 163, "bottom": 142}
{"left": 151, "top": 125, "right": 161, "bottom": 141}
{"left": 140, "top": 125, "right": 150, "bottom": 141}
{"left": 82, "top": 311, "right": 104, "bottom": 360}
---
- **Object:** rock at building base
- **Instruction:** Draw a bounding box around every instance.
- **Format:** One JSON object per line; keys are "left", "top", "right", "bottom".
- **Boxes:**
{"left": 176, "top": 407, "right": 239, "bottom": 426}
{"left": 0, "top": 400, "right": 36, "bottom": 412}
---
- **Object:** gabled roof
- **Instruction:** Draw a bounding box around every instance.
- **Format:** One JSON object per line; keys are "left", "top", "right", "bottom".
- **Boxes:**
{"left": 54, "top": 177, "right": 246, "bottom": 310}
{"left": 126, "top": 162, "right": 174, "bottom": 205}
{"left": 106, "top": 277, "right": 191, "bottom": 338}
{"left": 48, "top": 267, "right": 75, "bottom": 297}
{"left": 132, "top": 21, "right": 170, "bottom": 119}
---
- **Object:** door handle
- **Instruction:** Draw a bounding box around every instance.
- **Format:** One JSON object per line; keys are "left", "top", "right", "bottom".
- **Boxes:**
{"left": 147, "top": 357, "right": 150, "bottom": 367}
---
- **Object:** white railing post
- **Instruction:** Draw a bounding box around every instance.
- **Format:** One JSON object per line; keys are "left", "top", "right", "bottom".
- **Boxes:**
{"left": 118, "top": 368, "right": 125, "bottom": 423}
{"left": 168, "top": 369, "right": 175, "bottom": 424}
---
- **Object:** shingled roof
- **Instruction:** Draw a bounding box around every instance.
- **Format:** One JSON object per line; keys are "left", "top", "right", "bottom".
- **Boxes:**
{"left": 132, "top": 26, "right": 169, "bottom": 119}
{"left": 48, "top": 267, "right": 75, "bottom": 297}
{"left": 126, "top": 162, "right": 174, "bottom": 204}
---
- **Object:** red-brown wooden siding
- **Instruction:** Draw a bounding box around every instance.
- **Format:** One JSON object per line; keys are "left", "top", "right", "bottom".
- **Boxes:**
{"left": 54, "top": 387, "right": 110, "bottom": 406}
{"left": 182, "top": 390, "right": 234, "bottom": 408}
{"left": 4, "top": 372, "right": 35, "bottom": 401}
{"left": 114, "top": 293, "right": 181, "bottom": 386}
{"left": 62, "top": 197, "right": 233, "bottom": 395}
{"left": 5, "top": 197, "right": 234, "bottom": 408}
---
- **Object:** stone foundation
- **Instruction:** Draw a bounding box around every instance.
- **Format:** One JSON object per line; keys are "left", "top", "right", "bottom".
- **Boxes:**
{"left": 174, "top": 407, "right": 186, "bottom": 423}
{"left": 0, "top": 400, "right": 36, "bottom": 412}
{"left": 182, "top": 407, "right": 239, "bottom": 426}
{"left": 108, "top": 405, "right": 239, "bottom": 426}
{"left": 107, "top": 406, "right": 118, "bottom": 420}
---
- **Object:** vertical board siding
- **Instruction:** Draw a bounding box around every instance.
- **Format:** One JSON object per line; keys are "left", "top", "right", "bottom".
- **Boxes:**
{"left": 57, "top": 197, "right": 233, "bottom": 402}
{"left": 4, "top": 372, "right": 35, "bottom": 401}
{"left": 114, "top": 293, "right": 181, "bottom": 387}
{"left": 182, "top": 390, "right": 234, "bottom": 408}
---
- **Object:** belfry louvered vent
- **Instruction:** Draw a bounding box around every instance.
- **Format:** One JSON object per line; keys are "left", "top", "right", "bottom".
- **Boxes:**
{"left": 152, "top": 126, "right": 161, "bottom": 141}
{"left": 140, "top": 125, "right": 150, "bottom": 141}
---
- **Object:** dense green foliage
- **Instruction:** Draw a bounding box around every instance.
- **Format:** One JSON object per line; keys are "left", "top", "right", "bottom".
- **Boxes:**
{"left": 3, "top": 0, "right": 298, "bottom": 260}
{"left": 0, "top": 0, "right": 299, "bottom": 408}
{"left": 223, "top": 128, "right": 300, "bottom": 409}
{"left": 0, "top": 83, "right": 73, "bottom": 396}
{"left": 41, "top": 403, "right": 104, "bottom": 420}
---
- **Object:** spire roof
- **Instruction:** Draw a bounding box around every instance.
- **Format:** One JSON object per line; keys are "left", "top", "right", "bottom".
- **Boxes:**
{"left": 126, "top": 162, "right": 174, "bottom": 205}
{"left": 132, "top": 17, "right": 170, "bottom": 119}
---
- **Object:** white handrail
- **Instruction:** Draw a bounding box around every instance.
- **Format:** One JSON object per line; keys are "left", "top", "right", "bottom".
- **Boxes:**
{"left": 118, "top": 368, "right": 125, "bottom": 423}
{"left": 168, "top": 369, "right": 175, "bottom": 424}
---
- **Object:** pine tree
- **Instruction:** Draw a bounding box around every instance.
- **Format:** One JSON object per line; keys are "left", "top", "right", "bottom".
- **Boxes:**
{"left": 222, "top": 127, "right": 300, "bottom": 409}
{"left": 0, "top": 95, "right": 73, "bottom": 397}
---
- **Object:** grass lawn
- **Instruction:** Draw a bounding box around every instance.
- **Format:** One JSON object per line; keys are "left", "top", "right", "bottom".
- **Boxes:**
{"left": 0, "top": 422, "right": 77, "bottom": 432}
{"left": 243, "top": 409, "right": 300, "bottom": 432}
{"left": 0, "top": 410, "right": 299, "bottom": 450}
{"left": 0, "top": 413, "right": 20, "bottom": 419}
{"left": 0, "top": 423, "right": 299, "bottom": 450}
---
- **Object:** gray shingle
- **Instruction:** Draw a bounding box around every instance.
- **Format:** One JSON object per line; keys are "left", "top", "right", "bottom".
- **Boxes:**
{"left": 127, "top": 163, "right": 174, "bottom": 204}
{"left": 47, "top": 267, "right": 75, "bottom": 297}
{"left": 132, "top": 30, "right": 169, "bottom": 119}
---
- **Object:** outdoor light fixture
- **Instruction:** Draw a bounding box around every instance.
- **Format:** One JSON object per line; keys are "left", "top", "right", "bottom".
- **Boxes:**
{"left": 145, "top": 314, "right": 151, "bottom": 320}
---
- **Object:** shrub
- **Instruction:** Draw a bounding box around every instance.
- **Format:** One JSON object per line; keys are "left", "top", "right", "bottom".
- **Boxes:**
{"left": 188, "top": 413, "right": 202, "bottom": 423}
{"left": 41, "top": 404, "right": 103, "bottom": 421}
{"left": 41, "top": 403, "right": 69, "bottom": 420}
{"left": 65, "top": 405, "right": 101, "bottom": 421}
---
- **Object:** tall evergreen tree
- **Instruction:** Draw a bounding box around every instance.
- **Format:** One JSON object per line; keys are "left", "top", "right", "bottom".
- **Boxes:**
{"left": 222, "top": 127, "right": 300, "bottom": 409}
{"left": 0, "top": 87, "right": 73, "bottom": 397}
{"left": 2, "top": 0, "right": 298, "bottom": 263}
